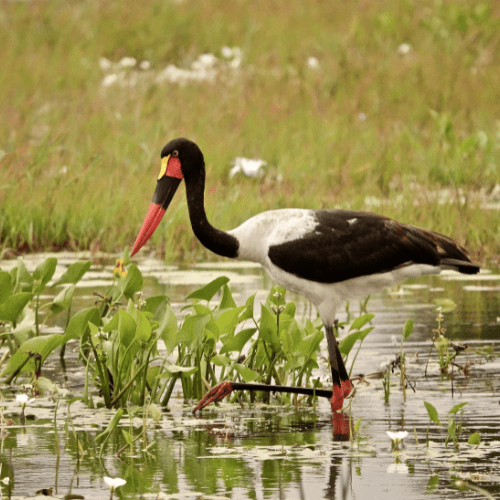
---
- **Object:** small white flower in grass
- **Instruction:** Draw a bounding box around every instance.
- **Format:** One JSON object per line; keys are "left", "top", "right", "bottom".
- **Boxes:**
{"left": 196, "top": 53, "right": 218, "bottom": 68}
{"left": 119, "top": 56, "right": 136, "bottom": 68}
{"left": 99, "top": 57, "right": 112, "bottom": 70}
{"left": 1, "top": 477, "right": 10, "bottom": 485}
{"left": 102, "top": 73, "right": 120, "bottom": 87}
{"left": 307, "top": 56, "right": 319, "bottom": 69}
{"left": 139, "top": 60, "right": 150, "bottom": 70}
{"left": 397, "top": 43, "right": 412, "bottom": 55}
{"left": 221, "top": 46, "right": 234, "bottom": 59}
{"left": 229, "top": 158, "right": 267, "bottom": 178}
{"left": 221, "top": 46, "right": 242, "bottom": 68}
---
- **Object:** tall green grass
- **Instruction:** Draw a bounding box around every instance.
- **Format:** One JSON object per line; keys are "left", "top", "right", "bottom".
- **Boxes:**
{"left": 1, "top": 0, "right": 499, "bottom": 259}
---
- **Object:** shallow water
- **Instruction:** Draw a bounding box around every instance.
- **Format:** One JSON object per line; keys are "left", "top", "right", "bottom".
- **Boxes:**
{"left": 0, "top": 252, "right": 499, "bottom": 500}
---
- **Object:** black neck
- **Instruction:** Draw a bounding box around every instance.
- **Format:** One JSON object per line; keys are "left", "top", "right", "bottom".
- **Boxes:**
{"left": 184, "top": 170, "right": 239, "bottom": 258}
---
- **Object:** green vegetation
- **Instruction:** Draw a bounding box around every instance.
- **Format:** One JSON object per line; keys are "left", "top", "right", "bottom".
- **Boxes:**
{"left": 0, "top": 256, "right": 374, "bottom": 410}
{"left": 1, "top": 0, "right": 499, "bottom": 259}
{"left": 424, "top": 400, "right": 480, "bottom": 451}
{"left": 1, "top": 255, "right": 498, "bottom": 498}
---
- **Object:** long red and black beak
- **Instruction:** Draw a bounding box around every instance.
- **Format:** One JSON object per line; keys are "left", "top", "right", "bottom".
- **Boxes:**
{"left": 130, "top": 155, "right": 183, "bottom": 256}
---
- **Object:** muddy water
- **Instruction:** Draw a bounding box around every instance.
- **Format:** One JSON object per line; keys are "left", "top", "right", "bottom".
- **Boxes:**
{"left": 1, "top": 252, "right": 499, "bottom": 500}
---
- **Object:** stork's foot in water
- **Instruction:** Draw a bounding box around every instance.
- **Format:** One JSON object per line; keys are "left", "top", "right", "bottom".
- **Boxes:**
{"left": 330, "top": 380, "right": 354, "bottom": 412}
{"left": 193, "top": 380, "right": 353, "bottom": 413}
{"left": 193, "top": 382, "right": 233, "bottom": 413}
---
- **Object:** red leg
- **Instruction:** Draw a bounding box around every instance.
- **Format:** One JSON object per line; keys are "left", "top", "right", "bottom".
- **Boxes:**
{"left": 330, "top": 385, "right": 344, "bottom": 411}
{"left": 193, "top": 382, "right": 233, "bottom": 413}
{"left": 330, "top": 379, "right": 353, "bottom": 412}
{"left": 341, "top": 379, "right": 353, "bottom": 398}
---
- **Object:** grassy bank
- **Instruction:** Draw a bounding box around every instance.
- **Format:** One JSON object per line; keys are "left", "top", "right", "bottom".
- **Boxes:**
{"left": 1, "top": 0, "right": 499, "bottom": 261}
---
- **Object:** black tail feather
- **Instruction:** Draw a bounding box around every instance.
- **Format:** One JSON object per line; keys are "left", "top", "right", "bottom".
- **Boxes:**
{"left": 440, "top": 258, "right": 480, "bottom": 274}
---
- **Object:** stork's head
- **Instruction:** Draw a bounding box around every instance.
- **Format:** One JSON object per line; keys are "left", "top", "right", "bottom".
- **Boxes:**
{"left": 130, "top": 138, "right": 204, "bottom": 256}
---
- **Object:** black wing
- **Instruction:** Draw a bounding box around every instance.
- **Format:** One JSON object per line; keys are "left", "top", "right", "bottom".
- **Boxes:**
{"left": 267, "top": 210, "right": 479, "bottom": 284}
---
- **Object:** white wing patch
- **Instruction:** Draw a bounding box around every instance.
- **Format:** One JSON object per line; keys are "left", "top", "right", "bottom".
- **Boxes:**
{"left": 228, "top": 209, "right": 316, "bottom": 264}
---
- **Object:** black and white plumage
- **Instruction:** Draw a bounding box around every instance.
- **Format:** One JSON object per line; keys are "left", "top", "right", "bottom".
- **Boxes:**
{"left": 230, "top": 208, "right": 478, "bottom": 327}
{"left": 131, "top": 138, "right": 480, "bottom": 412}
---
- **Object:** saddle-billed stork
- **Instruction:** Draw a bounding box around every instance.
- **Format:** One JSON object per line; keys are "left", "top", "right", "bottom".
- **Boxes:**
{"left": 131, "top": 138, "right": 480, "bottom": 413}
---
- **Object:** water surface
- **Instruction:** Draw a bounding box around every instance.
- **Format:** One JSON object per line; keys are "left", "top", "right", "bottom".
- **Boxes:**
{"left": 0, "top": 252, "right": 499, "bottom": 500}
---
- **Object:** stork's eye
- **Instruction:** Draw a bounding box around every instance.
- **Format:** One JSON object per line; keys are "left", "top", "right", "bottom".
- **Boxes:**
{"left": 172, "top": 150, "right": 179, "bottom": 157}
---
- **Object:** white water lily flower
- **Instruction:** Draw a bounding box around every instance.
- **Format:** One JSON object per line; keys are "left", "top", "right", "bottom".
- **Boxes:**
{"left": 16, "top": 394, "right": 35, "bottom": 408}
{"left": 230, "top": 158, "right": 267, "bottom": 178}
{"left": 387, "top": 430, "right": 408, "bottom": 443}
{"left": 104, "top": 476, "right": 126, "bottom": 490}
